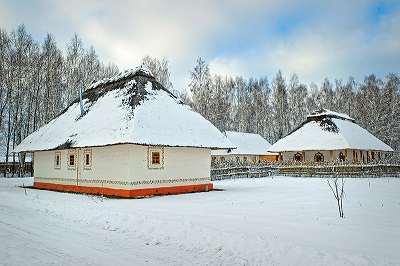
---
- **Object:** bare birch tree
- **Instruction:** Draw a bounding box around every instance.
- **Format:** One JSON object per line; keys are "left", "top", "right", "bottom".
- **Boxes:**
{"left": 327, "top": 176, "right": 346, "bottom": 218}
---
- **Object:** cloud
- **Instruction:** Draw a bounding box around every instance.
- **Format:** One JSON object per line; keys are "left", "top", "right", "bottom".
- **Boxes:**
{"left": 0, "top": 1, "right": 14, "bottom": 29}
{"left": 1, "top": 0, "right": 399, "bottom": 91}
{"left": 207, "top": 0, "right": 400, "bottom": 86}
{"left": 209, "top": 57, "right": 249, "bottom": 78}
{"left": 43, "top": 0, "right": 244, "bottom": 89}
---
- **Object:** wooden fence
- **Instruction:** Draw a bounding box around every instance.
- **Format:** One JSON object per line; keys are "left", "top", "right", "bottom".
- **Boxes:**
{"left": 1, "top": 162, "right": 33, "bottom": 177}
{"left": 211, "top": 163, "right": 400, "bottom": 180}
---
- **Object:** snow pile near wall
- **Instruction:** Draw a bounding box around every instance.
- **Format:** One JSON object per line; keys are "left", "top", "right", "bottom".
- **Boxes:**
{"left": 1, "top": 176, "right": 399, "bottom": 265}
{"left": 14, "top": 67, "right": 234, "bottom": 152}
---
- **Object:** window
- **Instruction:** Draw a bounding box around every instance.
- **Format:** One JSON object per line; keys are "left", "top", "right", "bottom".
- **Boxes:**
{"left": 69, "top": 154, "right": 75, "bottom": 166}
{"left": 293, "top": 152, "right": 302, "bottom": 162}
{"left": 83, "top": 148, "right": 92, "bottom": 170}
{"left": 148, "top": 147, "right": 164, "bottom": 170}
{"left": 152, "top": 152, "right": 160, "bottom": 164}
{"left": 314, "top": 152, "right": 324, "bottom": 163}
{"left": 68, "top": 150, "right": 77, "bottom": 170}
{"left": 54, "top": 152, "right": 61, "bottom": 169}
{"left": 339, "top": 152, "right": 345, "bottom": 162}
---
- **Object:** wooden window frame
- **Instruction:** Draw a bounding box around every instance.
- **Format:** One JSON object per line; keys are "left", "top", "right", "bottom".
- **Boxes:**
{"left": 314, "top": 152, "right": 324, "bottom": 163}
{"left": 83, "top": 148, "right": 92, "bottom": 170}
{"left": 69, "top": 154, "right": 75, "bottom": 166}
{"left": 339, "top": 151, "right": 345, "bottom": 162}
{"left": 54, "top": 151, "right": 61, "bottom": 170}
{"left": 152, "top": 151, "right": 160, "bottom": 164}
{"left": 293, "top": 152, "right": 302, "bottom": 162}
{"left": 67, "top": 150, "right": 77, "bottom": 170}
{"left": 148, "top": 147, "right": 164, "bottom": 170}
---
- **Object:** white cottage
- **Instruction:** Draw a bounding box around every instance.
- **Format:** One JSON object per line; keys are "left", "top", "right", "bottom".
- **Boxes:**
{"left": 267, "top": 109, "right": 393, "bottom": 162}
{"left": 211, "top": 131, "right": 278, "bottom": 163}
{"left": 14, "top": 65, "right": 234, "bottom": 197}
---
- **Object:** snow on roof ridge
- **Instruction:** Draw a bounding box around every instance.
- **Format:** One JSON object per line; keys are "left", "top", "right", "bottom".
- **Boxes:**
{"left": 307, "top": 108, "right": 354, "bottom": 122}
{"left": 87, "top": 64, "right": 154, "bottom": 91}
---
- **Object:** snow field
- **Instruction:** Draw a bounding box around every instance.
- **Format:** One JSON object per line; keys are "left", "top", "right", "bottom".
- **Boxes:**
{"left": 1, "top": 177, "right": 399, "bottom": 265}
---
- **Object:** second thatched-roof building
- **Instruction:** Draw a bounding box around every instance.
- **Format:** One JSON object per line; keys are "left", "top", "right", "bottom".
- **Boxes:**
{"left": 268, "top": 109, "right": 393, "bottom": 163}
{"left": 211, "top": 131, "right": 278, "bottom": 163}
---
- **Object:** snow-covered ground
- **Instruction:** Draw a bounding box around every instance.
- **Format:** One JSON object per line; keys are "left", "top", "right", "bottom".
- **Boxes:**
{"left": 1, "top": 176, "right": 399, "bottom": 265}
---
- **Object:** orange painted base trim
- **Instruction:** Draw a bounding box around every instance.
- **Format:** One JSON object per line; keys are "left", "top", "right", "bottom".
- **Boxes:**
{"left": 33, "top": 182, "right": 213, "bottom": 198}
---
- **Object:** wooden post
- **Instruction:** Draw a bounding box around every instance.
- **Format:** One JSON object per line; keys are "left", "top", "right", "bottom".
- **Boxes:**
{"left": 345, "top": 149, "right": 348, "bottom": 161}
{"left": 278, "top": 152, "right": 282, "bottom": 162}
{"left": 302, "top": 151, "right": 305, "bottom": 162}
{"left": 330, "top": 150, "right": 333, "bottom": 162}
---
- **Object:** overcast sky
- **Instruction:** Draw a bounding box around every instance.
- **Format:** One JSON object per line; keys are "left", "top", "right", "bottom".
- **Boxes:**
{"left": 1, "top": 0, "right": 399, "bottom": 91}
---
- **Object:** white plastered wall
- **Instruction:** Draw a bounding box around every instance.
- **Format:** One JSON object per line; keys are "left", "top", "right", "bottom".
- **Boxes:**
{"left": 34, "top": 144, "right": 211, "bottom": 190}
{"left": 34, "top": 150, "right": 75, "bottom": 182}
{"left": 281, "top": 149, "right": 378, "bottom": 162}
{"left": 134, "top": 146, "right": 211, "bottom": 189}
{"left": 282, "top": 150, "right": 331, "bottom": 162}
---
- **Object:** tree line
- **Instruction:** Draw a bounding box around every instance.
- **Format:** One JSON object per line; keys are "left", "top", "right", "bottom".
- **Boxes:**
{"left": 1, "top": 25, "right": 399, "bottom": 165}
{"left": 0, "top": 25, "right": 119, "bottom": 162}
{"left": 185, "top": 57, "right": 400, "bottom": 151}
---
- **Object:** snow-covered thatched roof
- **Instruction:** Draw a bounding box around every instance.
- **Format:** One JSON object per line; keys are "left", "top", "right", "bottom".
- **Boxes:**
{"left": 268, "top": 109, "right": 393, "bottom": 152}
{"left": 212, "top": 131, "right": 274, "bottom": 156}
{"left": 14, "top": 65, "right": 234, "bottom": 153}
